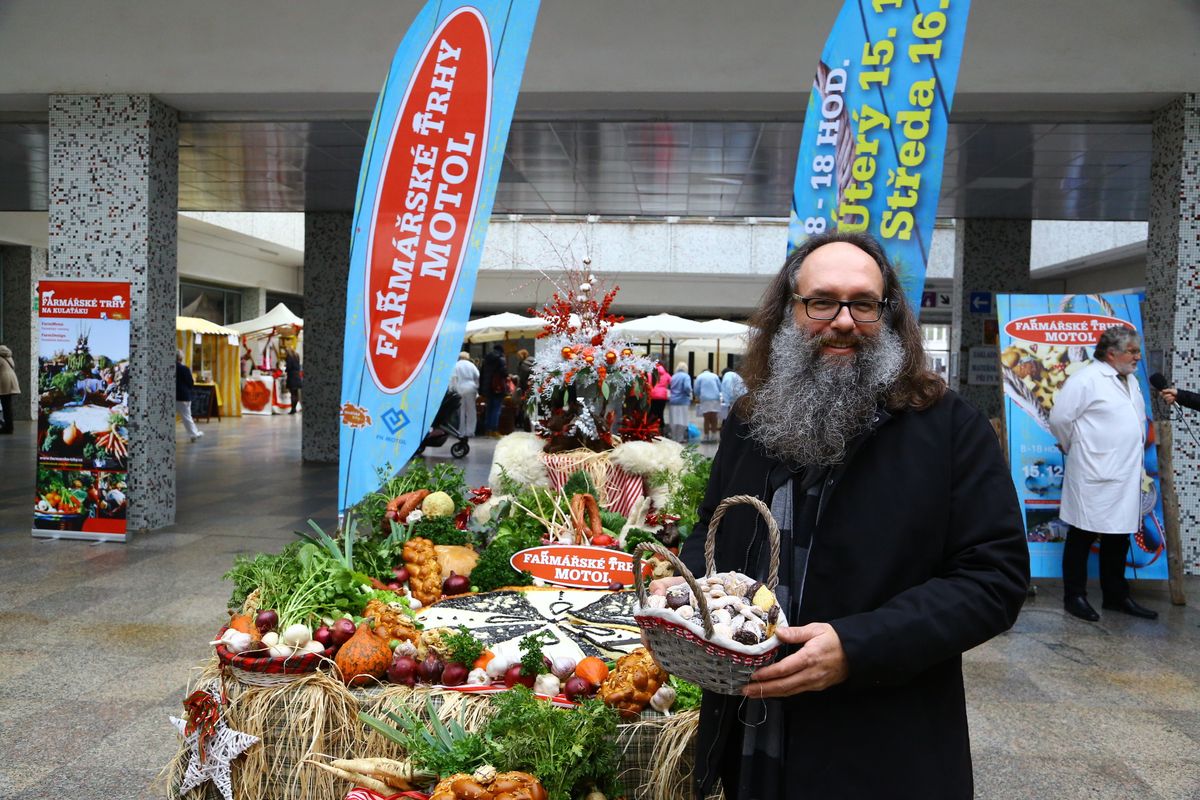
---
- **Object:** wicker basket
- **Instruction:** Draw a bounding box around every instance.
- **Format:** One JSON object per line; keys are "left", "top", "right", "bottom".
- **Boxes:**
{"left": 213, "top": 627, "right": 331, "bottom": 686}
{"left": 633, "top": 494, "right": 786, "bottom": 695}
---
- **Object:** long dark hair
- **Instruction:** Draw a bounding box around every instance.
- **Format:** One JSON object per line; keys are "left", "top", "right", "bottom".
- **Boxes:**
{"left": 740, "top": 231, "right": 945, "bottom": 413}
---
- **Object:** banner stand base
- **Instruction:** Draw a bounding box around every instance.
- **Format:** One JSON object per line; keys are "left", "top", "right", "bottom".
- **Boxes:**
{"left": 32, "top": 530, "right": 128, "bottom": 544}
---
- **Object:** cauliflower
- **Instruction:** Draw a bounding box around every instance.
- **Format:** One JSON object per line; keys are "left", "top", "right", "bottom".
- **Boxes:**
{"left": 421, "top": 490, "right": 455, "bottom": 518}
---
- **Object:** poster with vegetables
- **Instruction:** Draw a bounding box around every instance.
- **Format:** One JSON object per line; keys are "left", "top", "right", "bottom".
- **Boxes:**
{"left": 996, "top": 293, "right": 1166, "bottom": 580}
{"left": 33, "top": 279, "right": 131, "bottom": 541}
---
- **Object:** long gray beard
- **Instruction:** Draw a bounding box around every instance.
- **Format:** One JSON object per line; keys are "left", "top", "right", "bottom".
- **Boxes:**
{"left": 747, "top": 322, "right": 905, "bottom": 465}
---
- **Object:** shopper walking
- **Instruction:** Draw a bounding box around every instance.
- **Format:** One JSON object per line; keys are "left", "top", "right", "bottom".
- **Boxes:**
{"left": 666, "top": 362, "right": 693, "bottom": 442}
{"left": 480, "top": 343, "right": 508, "bottom": 437}
{"left": 648, "top": 356, "right": 670, "bottom": 429}
{"left": 0, "top": 344, "right": 18, "bottom": 434}
{"left": 720, "top": 367, "right": 747, "bottom": 422}
{"left": 176, "top": 350, "right": 203, "bottom": 442}
{"left": 284, "top": 347, "right": 303, "bottom": 414}
{"left": 693, "top": 366, "right": 723, "bottom": 442}
{"left": 516, "top": 348, "right": 536, "bottom": 431}
{"left": 450, "top": 351, "right": 480, "bottom": 437}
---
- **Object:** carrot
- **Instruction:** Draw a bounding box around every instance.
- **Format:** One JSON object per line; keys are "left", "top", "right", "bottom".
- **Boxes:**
{"left": 474, "top": 649, "right": 494, "bottom": 671}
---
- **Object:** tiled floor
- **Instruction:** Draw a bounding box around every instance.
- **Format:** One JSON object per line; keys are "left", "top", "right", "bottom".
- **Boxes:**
{"left": 1, "top": 415, "right": 1198, "bottom": 799}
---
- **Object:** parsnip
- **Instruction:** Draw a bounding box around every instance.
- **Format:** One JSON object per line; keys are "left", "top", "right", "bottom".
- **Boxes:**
{"left": 331, "top": 757, "right": 417, "bottom": 789}
{"left": 305, "top": 759, "right": 392, "bottom": 794}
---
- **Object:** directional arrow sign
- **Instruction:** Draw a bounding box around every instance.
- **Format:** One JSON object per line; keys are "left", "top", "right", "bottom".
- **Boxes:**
{"left": 969, "top": 291, "right": 993, "bottom": 315}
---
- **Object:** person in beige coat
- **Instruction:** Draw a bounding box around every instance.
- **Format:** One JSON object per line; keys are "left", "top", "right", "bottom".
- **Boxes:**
{"left": 0, "top": 344, "right": 19, "bottom": 434}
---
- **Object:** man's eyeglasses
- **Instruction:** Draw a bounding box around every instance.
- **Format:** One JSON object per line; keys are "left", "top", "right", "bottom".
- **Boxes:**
{"left": 792, "top": 294, "right": 888, "bottom": 323}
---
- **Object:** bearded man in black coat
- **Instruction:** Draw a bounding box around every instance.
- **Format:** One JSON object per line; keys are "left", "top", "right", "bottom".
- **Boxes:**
{"left": 649, "top": 231, "right": 1029, "bottom": 800}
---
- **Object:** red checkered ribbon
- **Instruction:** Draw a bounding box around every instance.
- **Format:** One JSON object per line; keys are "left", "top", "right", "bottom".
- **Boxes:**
{"left": 182, "top": 688, "right": 222, "bottom": 762}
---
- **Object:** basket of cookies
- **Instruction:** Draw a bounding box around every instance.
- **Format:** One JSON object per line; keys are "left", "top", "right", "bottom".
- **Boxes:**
{"left": 632, "top": 494, "right": 786, "bottom": 695}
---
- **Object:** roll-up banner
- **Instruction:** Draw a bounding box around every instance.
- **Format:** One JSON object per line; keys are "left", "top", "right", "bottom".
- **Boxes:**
{"left": 33, "top": 279, "right": 131, "bottom": 542}
{"left": 338, "top": 1, "right": 541, "bottom": 514}
{"left": 788, "top": 0, "right": 971, "bottom": 311}
{"left": 996, "top": 294, "right": 1167, "bottom": 580}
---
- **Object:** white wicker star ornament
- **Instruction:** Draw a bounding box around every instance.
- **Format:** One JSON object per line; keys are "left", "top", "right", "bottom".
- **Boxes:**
{"left": 169, "top": 685, "right": 259, "bottom": 800}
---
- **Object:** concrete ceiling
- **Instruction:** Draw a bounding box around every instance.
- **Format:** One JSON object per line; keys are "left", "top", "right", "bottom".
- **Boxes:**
{"left": 0, "top": 0, "right": 1193, "bottom": 218}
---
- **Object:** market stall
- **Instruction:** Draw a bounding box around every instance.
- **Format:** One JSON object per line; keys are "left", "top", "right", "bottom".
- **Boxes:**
{"left": 177, "top": 316, "right": 243, "bottom": 418}
{"left": 161, "top": 444, "right": 721, "bottom": 800}
{"left": 161, "top": 274, "right": 786, "bottom": 800}
{"left": 227, "top": 304, "right": 304, "bottom": 415}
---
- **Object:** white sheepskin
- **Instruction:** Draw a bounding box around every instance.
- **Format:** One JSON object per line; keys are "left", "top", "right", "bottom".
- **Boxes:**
{"left": 610, "top": 437, "right": 686, "bottom": 478}
{"left": 488, "top": 432, "right": 552, "bottom": 491}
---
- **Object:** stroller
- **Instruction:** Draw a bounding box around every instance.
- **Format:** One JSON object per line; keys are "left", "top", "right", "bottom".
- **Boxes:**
{"left": 415, "top": 389, "right": 470, "bottom": 458}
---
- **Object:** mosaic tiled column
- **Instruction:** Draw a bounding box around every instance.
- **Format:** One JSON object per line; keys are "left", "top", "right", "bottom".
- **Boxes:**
{"left": 0, "top": 244, "right": 47, "bottom": 419}
{"left": 950, "top": 218, "right": 1033, "bottom": 418}
{"left": 1144, "top": 93, "right": 1200, "bottom": 574}
{"left": 240, "top": 286, "right": 267, "bottom": 322}
{"left": 302, "top": 213, "right": 351, "bottom": 463}
{"left": 49, "top": 94, "right": 179, "bottom": 531}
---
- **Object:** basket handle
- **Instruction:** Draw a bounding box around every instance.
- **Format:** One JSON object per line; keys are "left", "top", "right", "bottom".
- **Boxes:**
{"left": 633, "top": 542, "right": 715, "bottom": 640}
{"left": 704, "top": 494, "right": 781, "bottom": 590}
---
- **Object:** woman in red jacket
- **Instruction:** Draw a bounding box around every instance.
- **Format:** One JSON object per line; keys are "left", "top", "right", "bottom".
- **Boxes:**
{"left": 647, "top": 355, "right": 670, "bottom": 429}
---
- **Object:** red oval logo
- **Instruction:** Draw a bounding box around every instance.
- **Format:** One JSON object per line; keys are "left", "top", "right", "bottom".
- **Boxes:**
{"left": 1003, "top": 313, "right": 1134, "bottom": 346}
{"left": 365, "top": 8, "right": 492, "bottom": 393}
{"left": 511, "top": 546, "right": 651, "bottom": 590}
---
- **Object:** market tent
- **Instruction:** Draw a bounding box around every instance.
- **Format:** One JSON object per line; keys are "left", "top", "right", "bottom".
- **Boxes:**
{"left": 676, "top": 336, "right": 750, "bottom": 354}
{"left": 464, "top": 311, "right": 544, "bottom": 343}
{"left": 697, "top": 318, "right": 750, "bottom": 339}
{"left": 176, "top": 317, "right": 242, "bottom": 416}
{"left": 176, "top": 316, "right": 239, "bottom": 336}
{"left": 228, "top": 304, "right": 303, "bottom": 415}
{"left": 611, "top": 313, "right": 709, "bottom": 341}
{"left": 227, "top": 303, "right": 304, "bottom": 336}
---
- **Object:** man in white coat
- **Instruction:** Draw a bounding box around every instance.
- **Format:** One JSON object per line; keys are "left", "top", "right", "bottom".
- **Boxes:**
{"left": 1048, "top": 325, "right": 1158, "bottom": 621}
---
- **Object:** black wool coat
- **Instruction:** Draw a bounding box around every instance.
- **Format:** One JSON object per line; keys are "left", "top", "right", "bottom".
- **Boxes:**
{"left": 680, "top": 390, "right": 1030, "bottom": 800}
{"left": 1171, "top": 387, "right": 1200, "bottom": 411}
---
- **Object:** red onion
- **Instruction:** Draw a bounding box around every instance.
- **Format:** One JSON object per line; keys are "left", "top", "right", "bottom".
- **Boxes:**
{"left": 387, "top": 655, "right": 418, "bottom": 685}
{"left": 504, "top": 663, "right": 535, "bottom": 689}
{"left": 417, "top": 654, "right": 445, "bottom": 684}
{"left": 392, "top": 565, "right": 410, "bottom": 583}
{"left": 254, "top": 609, "right": 278, "bottom": 634}
{"left": 442, "top": 571, "right": 471, "bottom": 596}
{"left": 441, "top": 662, "right": 469, "bottom": 687}
{"left": 312, "top": 625, "right": 333, "bottom": 648}
{"left": 331, "top": 618, "right": 357, "bottom": 645}
{"left": 564, "top": 675, "right": 595, "bottom": 701}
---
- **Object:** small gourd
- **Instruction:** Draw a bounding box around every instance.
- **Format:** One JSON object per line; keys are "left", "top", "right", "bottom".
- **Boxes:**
{"left": 335, "top": 622, "right": 393, "bottom": 686}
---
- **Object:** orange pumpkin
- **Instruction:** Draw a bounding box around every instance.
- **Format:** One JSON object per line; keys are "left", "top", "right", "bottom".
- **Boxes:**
{"left": 241, "top": 380, "right": 271, "bottom": 412}
{"left": 574, "top": 656, "right": 610, "bottom": 687}
{"left": 335, "top": 622, "right": 393, "bottom": 686}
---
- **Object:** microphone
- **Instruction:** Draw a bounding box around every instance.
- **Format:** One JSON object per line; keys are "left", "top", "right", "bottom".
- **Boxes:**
{"left": 1151, "top": 371, "right": 1200, "bottom": 447}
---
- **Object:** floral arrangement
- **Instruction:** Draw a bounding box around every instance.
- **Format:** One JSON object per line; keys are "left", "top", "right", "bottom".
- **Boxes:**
{"left": 527, "top": 259, "right": 652, "bottom": 451}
